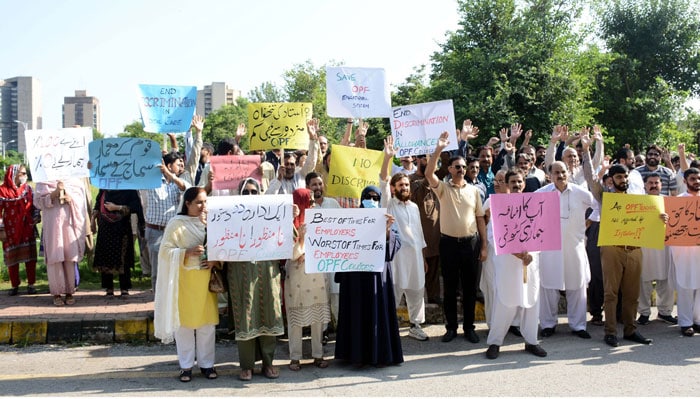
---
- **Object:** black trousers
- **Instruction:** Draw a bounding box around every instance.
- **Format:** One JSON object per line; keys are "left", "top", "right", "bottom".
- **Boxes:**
{"left": 440, "top": 235, "right": 479, "bottom": 332}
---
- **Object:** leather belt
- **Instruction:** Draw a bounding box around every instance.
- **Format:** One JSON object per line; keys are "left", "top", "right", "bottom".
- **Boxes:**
{"left": 441, "top": 234, "right": 476, "bottom": 243}
{"left": 146, "top": 223, "right": 166, "bottom": 231}
{"left": 613, "top": 245, "right": 640, "bottom": 251}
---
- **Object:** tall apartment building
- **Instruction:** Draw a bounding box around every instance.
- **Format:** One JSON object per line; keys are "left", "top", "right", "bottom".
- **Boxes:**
{"left": 196, "top": 82, "right": 241, "bottom": 117}
{"left": 63, "top": 90, "right": 101, "bottom": 131}
{"left": 0, "top": 76, "right": 42, "bottom": 154}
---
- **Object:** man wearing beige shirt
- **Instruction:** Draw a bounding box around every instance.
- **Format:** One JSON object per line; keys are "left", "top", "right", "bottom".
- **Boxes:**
{"left": 426, "top": 131, "right": 488, "bottom": 343}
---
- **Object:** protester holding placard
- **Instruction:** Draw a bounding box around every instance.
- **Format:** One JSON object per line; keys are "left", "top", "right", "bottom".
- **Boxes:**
{"left": 92, "top": 189, "right": 144, "bottom": 297}
{"left": 153, "top": 187, "right": 219, "bottom": 382}
{"left": 334, "top": 185, "right": 403, "bottom": 367}
{"left": 34, "top": 178, "right": 88, "bottom": 306}
{"left": 265, "top": 118, "right": 320, "bottom": 195}
{"left": 380, "top": 136, "right": 429, "bottom": 342}
{"left": 285, "top": 188, "right": 331, "bottom": 371}
{"left": 0, "top": 164, "right": 39, "bottom": 297}
{"left": 485, "top": 168, "right": 546, "bottom": 359}
{"left": 226, "top": 178, "right": 285, "bottom": 381}
{"left": 669, "top": 168, "right": 700, "bottom": 337}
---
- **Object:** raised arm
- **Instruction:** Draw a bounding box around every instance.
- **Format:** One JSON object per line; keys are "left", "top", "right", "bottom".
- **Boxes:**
{"left": 380, "top": 135, "right": 398, "bottom": 182}
{"left": 425, "top": 131, "right": 450, "bottom": 188}
{"left": 580, "top": 132, "right": 603, "bottom": 202}
{"left": 183, "top": 115, "right": 204, "bottom": 185}
{"left": 591, "top": 125, "right": 604, "bottom": 170}
{"left": 340, "top": 118, "right": 353, "bottom": 146}
{"left": 300, "top": 118, "right": 319, "bottom": 176}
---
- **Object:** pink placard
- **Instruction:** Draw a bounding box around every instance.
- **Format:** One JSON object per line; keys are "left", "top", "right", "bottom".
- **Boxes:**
{"left": 490, "top": 191, "right": 562, "bottom": 255}
{"left": 210, "top": 155, "right": 262, "bottom": 191}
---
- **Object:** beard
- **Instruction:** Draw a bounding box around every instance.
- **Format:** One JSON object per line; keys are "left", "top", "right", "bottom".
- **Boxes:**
{"left": 419, "top": 163, "right": 427, "bottom": 174}
{"left": 613, "top": 180, "right": 629, "bottom": 192}
{"left": 395, "top": 189, "right": 411, "bottom": 201}
{"left": 646, "top": 158, "right": 659, "bottom": 167}
{"left": 313, "top": 189, "right": 323, "bottom": 199}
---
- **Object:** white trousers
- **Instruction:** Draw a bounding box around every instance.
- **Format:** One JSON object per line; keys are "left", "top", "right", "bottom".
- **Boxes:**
{"left": 539, "top": 287, "right": 587, "bottom": 331}
{"left": 395, "top": 287, "right": 425, "bottom": 325}
{"left": 487, "top": 299, "right": 539, "bottom": 346}
{"left": 174, "top": 324, "right": 216, "bottom": 369}
{"left": 676, "top": 286, "right": 700, "bottom": 327}
{"left": 638, "top": 279, "right": 675, "bottom": 316}
{"left": 288, "top": 322, "right": 324, "bottom": 360}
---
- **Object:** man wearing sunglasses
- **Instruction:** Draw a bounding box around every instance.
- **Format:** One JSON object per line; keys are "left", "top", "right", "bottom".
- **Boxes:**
{"left": 426, "top": 131, "right": 487, "bottom": 344}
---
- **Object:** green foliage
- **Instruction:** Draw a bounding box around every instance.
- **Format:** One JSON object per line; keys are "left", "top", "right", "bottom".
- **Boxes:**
{"left": 201, "top": 101, "right": 250, "bottom": 152}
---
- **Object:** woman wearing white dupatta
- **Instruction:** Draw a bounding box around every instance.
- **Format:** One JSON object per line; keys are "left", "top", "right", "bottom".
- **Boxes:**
{"left": 154, "top": 187, "right": 219, "bottom": 382}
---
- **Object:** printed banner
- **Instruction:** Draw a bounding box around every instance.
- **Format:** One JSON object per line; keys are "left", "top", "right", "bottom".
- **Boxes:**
{"left": 490, "top": 192, "right": 562, "bottom": 255}
{"left": 325, "top": 145, "right": 383, "bottom": 199}
{"left": 88, "top": 138, "right": 163, "bottom": 189}
{"left": 24, "top": 127, "right": 91, "bottom": 182}
{"left": 247, "top": 103, "right": 312, "bottom": 151}
{"left": 664, "top": 195, "right": 700, "bottom": 246}
{"left": 598, "top": 192, "right": 665, "bottom": 249}
{"left": 210, "top": 155, "right": 262, "bottom": 191}
{"left": 206, "top": 194, "right": 293, "bottom": 262}
{"left": 304, "top": 207, "right": 387, "bottom": 273}
{"left": 325, "top": 66, "right": 392, "bottom": 118}
{"left": 390, "top": 100, "right": 457, "bottom": 157}
{"left": 138, "top": 84, "right": 196, "bottom": 133}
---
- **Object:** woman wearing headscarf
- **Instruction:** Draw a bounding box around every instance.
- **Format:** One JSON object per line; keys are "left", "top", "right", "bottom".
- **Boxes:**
{"left": 334, "top": 185, "right": 403, "bottom": 367}
{"left": 285, "top": 188, "right": 330, "bottom": 371}
{"left": 226, "top": 177, "right": 284, "bottom": 381}
{"left": 0, "top": 164, "right": 38, "bottom": 296}
{"left": 154, "top": 186, "right": 219, "bottom": 382}
{"left": 92, "top": 189, "right": 144, "bottom": 297}
{"left": 34, "top": 178, "right": 87, "bottom": 306}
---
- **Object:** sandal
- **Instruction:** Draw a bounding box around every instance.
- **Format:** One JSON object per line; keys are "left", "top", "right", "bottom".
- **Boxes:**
{"left": 53, "top": 295, "right": 64, "bottom": 306}
{"left": 262, "top": 365, "right": 279, "bottom": 379}
{"left": 200, "top": 367, "right": 218, "bottom": 379}
{"left": 288, "top": 360, "right": 301, "bottom": 371}
{"left": 238, "top": 369, "right": 252, "bottom": 381}
{"left": 313, "top": 358, "right": 329, "bottom": 368}
{"left": 65, "top": 294, "right": 75, "bottom": 305}
{"left": 179, "top": 369, "right": 192, "bottom": 383}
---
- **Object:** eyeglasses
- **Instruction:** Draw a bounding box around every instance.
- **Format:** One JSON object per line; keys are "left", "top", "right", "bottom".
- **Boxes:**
{"left": 452, "top": 165, "right": 466, "bottom": 170}
{"left": 241, "top": 189, "right": 258, "bottom": 195}
{"left": 647, "top": 152, "right": 661, "bottom": 157}
{"left": 365, "top": 195, "right": 380, "bottom": 201}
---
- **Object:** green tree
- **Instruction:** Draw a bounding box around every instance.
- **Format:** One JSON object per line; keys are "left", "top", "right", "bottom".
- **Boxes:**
{"left": 201, "top": 101, "right": 250, "bottom": 152}
{"left": 248, "top": 82, "right": 287, "bottom": 103}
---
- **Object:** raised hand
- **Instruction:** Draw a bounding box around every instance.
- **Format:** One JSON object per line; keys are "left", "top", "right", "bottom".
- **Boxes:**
{"left": 307, "top": 118, "right": 319, "bottom": 140}
{"left": 550, "top": 125, "right": 562, "bottom": 143}
{"left": 460, "top": 119, "right": 479, "bottom": 141}
{"left": 190, "top": 114, "right": 204, "bottom": 132}
{"left": 487, "top": 136, "right": 500, "bottom": 147}
{"left": 436, "top": 131, "right": 450, "bottom": 151}
{"left": 592, "top": 125, "right": 603, "bottom": 141}
{"left": 509, "top": 123, "right": 522, "bottom": 143}
{"left": 499, "top": 127, "right": 509, "bottom": 142}
{"left": 235, "top": 123, "right": 246, "bottom": 141}
{"left": 383, "top": 135, "right": 397, "bottom": 158}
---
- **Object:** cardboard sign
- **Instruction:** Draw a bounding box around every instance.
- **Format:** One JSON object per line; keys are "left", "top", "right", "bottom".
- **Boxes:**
{"left": 88, "top": 138, "right": 162, "bottom": 189}
{"left": 247, "top": 103, "right": 312, "bottom": 151}
{"left": 490, "top": 192, "right": 562, "bottom": 255}
{"left": 598, "top": 192, "right": 665, "bottom": 249}
{"left": 206, "top": 194, "right": 293, "bottom": 262}
{"left": 390, "top": 100, "right": 457, "bottom": 157}
{"left": 664, "top": 195, "right": 700, "bottom": 246}
{"left": 138, "top": 84, "right": 196, "bottom": 133}
{"left": 24, "top": 127, "right": 91, "bottom": 182}
{"left": 325, "top": 146, "right": 383, "bottom": 199}
{"left": 326, "top": 66, "right": 392, "bottom": 118}
{"left": 210, "top": 155, "right": 262, "bottom": 191}
{"left": 304, "top": 207, "right": 387, "bottom": 273}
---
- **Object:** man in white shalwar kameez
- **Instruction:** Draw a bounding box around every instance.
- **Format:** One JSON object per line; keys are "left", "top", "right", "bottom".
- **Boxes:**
{"left": 669, "top": 168, "right": 700, "bottom": 337}
{"left": 380, "top": 137, "right": 429, "bottom": 341}
{"left": 485, "top": 168, "right": 547, "bottom": 359}
{"left": 637, "top": 173, "right": 677, "bottom": 325}
{"left": 536, "top": 161, "right": 595, "bottom": 339}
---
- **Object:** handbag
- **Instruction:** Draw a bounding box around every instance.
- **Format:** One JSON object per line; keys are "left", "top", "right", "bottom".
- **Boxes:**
{"left": 99, "top": 194, "right": 124, "bottom": 223}
{"left": 208, "top": 267, "right": 226, "bottom": 293}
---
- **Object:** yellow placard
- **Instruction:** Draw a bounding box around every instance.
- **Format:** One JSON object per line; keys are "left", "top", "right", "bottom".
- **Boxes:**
{"left": 598, "top": 192, "right": 665, "bottom": 249}
{"left": 247, "top": 103, "right": 312, "bottom": 151}
{"left": 325, "top": 146, "right": 383, "bottom": 199}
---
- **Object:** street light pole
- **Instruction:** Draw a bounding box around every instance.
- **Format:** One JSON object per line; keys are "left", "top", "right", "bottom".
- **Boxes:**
{"left": 2, "top": 139, "right": 16, "bottom": 160}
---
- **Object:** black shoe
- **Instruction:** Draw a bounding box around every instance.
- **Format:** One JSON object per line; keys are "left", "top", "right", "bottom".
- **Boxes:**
{"left": 8, "top": 287, "right": 18, "bottom": 296}
{"left": 524, "top": 343, "right": 547, "bottom": 357}
{"left": 636, "top": 314, "right": 650, "bottom": 325}
{"left": 681, "top": 326, "right": 695, "bottom": 337}
{"left": 657, "top": 314, "right": 678, "bottom": 325}
{"left": 604, "top": 334, "right": 619, "bottom": 347}
{"left": 623, "top": 331, "right": 652, "bottom": 345}
{"left": 441, "top": 329, "right": 458, "bottom": 343}
{"left": 541, "top": 327, "right": 556, "bottom": 337}
{"left": 27, "top": 286, "right": 37, "bottom": 295}
{"left": 693, "top": 324, "right": 700, "bottom": 333}
{"left": 572, "top": 330, "right": 591, "bottom": 339}
{"left": 508, "top": 326, "right": 522, "bottom": 337}
{"left": 464, "top": 329, "right": 480, "bottom": 343}
{"left": 590, "top": 315, "right": 604, "bottom": 326}
{"left": 485, "top": 344, "right": 500, "bottom": 359}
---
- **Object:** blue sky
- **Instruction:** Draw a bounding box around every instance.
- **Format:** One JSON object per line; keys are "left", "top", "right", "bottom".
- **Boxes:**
{"left": 0, "top": 0, "right": 460, "bottom": 135}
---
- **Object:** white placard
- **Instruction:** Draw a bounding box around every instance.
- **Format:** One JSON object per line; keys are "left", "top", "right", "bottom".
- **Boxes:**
{"left": 390, "top": 99, "right": 457, "bottom": 157}
{"left": 326, "top": 67, "right": 392, "bottom": 118}
{"left": 206, "top": 194, "right": 293, "bottom": 262}
{"left": 304, "top": 207, "right": 387, "bottom": 273}
{"left": 25, "top": 127, "right": 92, "bottom": 182}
